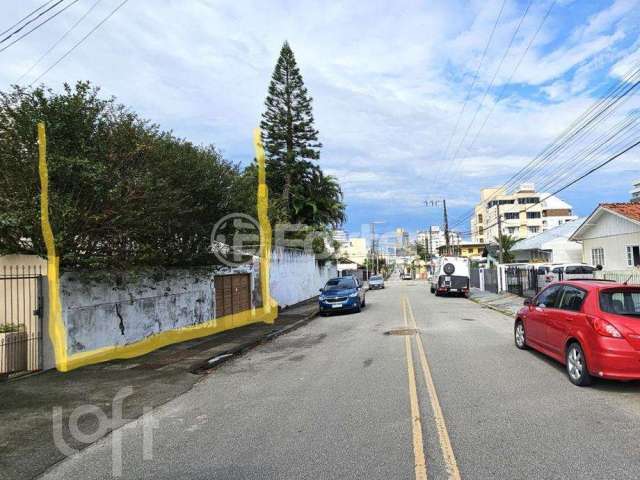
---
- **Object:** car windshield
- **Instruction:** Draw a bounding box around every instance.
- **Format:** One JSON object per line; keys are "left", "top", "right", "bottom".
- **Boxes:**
{"left": 600, "top": 289, "right": 640, "bottom": 316}
{"left": 370, "top": 276, "right": 382, "bottom": 281}
{"left": 324, "top": 278, "right": 356, "bottom": 290}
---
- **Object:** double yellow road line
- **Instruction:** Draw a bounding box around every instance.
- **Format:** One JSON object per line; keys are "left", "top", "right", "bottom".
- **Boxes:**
{"left": 402, "top": 294, "right": 461, "bottom": 480}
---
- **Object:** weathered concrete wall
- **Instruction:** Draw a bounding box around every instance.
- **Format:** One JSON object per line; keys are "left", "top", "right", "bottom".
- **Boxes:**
{"left": 61, "top": 270, "right": 216, "bottom": 355}
{"left": 57, "top": 250, "right": 334, "bottom": 360}
{"left": 269, "top": 248, "right": 337, "bottom": 308}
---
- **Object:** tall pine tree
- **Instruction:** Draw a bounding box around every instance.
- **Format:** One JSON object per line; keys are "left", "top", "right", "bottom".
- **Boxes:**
{"left": 261, "top": 41, "right": 336, "bottom": 225}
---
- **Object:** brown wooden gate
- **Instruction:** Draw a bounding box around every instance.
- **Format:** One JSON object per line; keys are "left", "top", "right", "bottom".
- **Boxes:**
{"left": 214, "top": 274, "right": 251, "bottom": 319}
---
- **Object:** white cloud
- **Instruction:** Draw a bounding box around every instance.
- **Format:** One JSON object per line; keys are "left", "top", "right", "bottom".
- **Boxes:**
{"left": 1, "top": 0, "right": 639, "bottom": 232}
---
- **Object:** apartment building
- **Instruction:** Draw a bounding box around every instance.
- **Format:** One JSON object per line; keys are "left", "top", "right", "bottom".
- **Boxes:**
{"left": 471, "top": 183, "right": 577, "bottom": 244}
{"left": 417, "top": 226, "right": 461, "bottom": 255}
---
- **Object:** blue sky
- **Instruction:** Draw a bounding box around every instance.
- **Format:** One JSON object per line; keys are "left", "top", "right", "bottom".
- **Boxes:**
{"left": 2, "top": 0, "right": 640, "bottom": 242}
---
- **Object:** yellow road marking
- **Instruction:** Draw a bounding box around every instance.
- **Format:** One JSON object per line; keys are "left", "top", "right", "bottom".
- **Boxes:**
{"left": 404, "top": 295, "right": 462, "bottom": 480}
{"left": 403, "top": 297, "right": 428, "bottom": 480}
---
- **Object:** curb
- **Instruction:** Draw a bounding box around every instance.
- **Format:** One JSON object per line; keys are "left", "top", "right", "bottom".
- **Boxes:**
{"left": 468, "top": 296, "right": 516, "bottom": 318}
{"left": 190, "top": 308, "right": 319, "bottom": 374}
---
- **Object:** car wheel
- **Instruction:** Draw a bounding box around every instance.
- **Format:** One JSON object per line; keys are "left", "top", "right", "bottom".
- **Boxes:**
{"left": 566, "top": 342, "right": 592, "bottom": 386}
{"left": 354, "top": 302, "right": 361, "bottom": 313}
{"left": 362, "top": 296, "right": 366, "bottom": 308}
{"left": 430, "top": 286, "right": 435, "bottom": 293}
{"left": 514, "top": 320, "right": 527, "bottom": 350}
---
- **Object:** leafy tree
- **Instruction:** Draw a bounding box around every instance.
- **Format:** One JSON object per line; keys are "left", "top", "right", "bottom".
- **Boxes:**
{"left": 493, "top": 234, "right": 520, "bottom": 263}
{"left": 0, "top": 82, "right": 249, "bottom": 270}
{"left": 260, "top": 41, "right": 345, "bottom": 227}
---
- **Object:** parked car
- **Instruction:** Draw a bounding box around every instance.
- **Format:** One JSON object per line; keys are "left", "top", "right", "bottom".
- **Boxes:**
{"left": 401, "top": 273, "right": 412, "bottom": 280}
{"left": 430, "top": 256, "right": 470, "bottom": 297}
{"left": 543, "top": 263, "right": 596, "bottom": 286}
{"left": 514, "top": 279, "right": 640, "bottom": 385}
{"left": 319, "top": 276, "right": 366, "bottom": 315}
{"left": 368, "top": 275, "right": 385, "bottom": 289}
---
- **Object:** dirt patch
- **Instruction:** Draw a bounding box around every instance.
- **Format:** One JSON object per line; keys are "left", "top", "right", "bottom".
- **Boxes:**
{"left": 384, "top": 328, "right": 418, "bottom": 336}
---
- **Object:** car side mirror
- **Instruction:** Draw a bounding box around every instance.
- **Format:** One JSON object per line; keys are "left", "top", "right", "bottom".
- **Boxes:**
{"left": 319, "top": 288, "right": 323, "bottom": 292}
{"left": 523, "top": 298, "right": 532, "bottom": 306}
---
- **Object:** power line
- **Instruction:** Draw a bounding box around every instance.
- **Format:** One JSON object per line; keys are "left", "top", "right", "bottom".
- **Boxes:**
{"left": 458, "top": 133, "right": 640, "bottom": 238}
{"left": 465, "top": 0, "right": 557, "bottom": 157}
{"left": 442, "top": 0, "right": 534, "bottom": 185}
{"left": 0, "top": 0, "right": 64, "bottom": 43}
{"left": 439, "top": 0, "right": 507, "bottom": 170}
{"left": 0, "top": 0, "right": 57, "bottom": 38}
{"left": 30, "top": 0, "right": 130, "bottom": 86}
{"left": 449, "top": 60, "right": 640, "bottom": 230}
{"left": 17, "top": 0, "right": 105, "bottom": 84}
{"left": 0, "top": 0, "right": 81, "bottom": 54}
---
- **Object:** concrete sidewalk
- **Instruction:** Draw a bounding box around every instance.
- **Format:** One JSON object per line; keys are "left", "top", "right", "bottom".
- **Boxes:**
{"left": 0, "top": 299, "right": 318, "bottom": 480}
{"left": 468, "top": 288, "right": 525, "bottom": 317}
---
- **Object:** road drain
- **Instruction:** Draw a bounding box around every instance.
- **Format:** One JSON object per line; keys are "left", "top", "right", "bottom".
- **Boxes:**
{"left": 384, "top": 328, "right": 418, "bottom": 336}
{"left": 461, "top": 318, "right": 476, "bottom": 322}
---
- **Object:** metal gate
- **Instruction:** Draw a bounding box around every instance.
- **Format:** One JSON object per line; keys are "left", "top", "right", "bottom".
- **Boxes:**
{"left": 483, "top": 268, "right": 499, "bottom": 293}
{"left": 1, "top": 266, "right": 44, "bottom": 379}
{"left": 505, "top": 267, "right": 539, "bottom": 298}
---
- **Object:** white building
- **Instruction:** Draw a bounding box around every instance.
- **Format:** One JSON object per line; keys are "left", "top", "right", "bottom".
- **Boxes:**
{"left": 630, "top": 179, "right": 640, "bottom": 203}
{"left": 511, "top": 219, "right": 584, "bottom": 264}
{"left": 570, "top": 203, "right": 640, "bottom": 271}
{"left": 417, "top": 226, "right": 461, "bottom": 255}
{"left": 332, "top": 229, "right": 349, "bottom": 244}
{"left": 471, "top": 183, "right": 577, "bottom": 243}
{"left": 338, "top": 237, "right": 368, "bottom": 265}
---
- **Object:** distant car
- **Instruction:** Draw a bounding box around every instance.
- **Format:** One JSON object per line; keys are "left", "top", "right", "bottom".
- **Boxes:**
{"left": 514, "top": 280, "right": 640, "bottom": 386}
{"left": 319, "top": 276, "right": 366, "bottom": 315}
{"left": 368, "top": 275, "right": 385, "bottom": 289}
{"left": 430, "top": 256, "right": 470, "bottom": 297}
{"left": 401, "top": 273, "right": 412, "bottom": 280}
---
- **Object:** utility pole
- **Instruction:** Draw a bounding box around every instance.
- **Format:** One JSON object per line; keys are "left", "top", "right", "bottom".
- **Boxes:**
{"left": 496, "top": 202, "right": 504, "bottom": 264}
{"left": 443, "top": 199, "right": 450, "bottom": 255}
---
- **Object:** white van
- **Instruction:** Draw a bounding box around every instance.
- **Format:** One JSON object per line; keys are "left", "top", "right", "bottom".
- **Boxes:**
{"left": 543, "top": 263, "right": 596, "bottom": 286}
{"left": 429, "top": 256, "right": 470, "bottom": 297}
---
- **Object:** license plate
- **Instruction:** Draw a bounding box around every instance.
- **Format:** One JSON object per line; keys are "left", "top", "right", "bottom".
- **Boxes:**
{"left": 450, "top": 288, "right": 457, "bottom": 292}
{"left": 332, "top": 304, "right": 342, "bottom": 308}
{"left": 445, "top": 276, "right": 451, "bottom": 281}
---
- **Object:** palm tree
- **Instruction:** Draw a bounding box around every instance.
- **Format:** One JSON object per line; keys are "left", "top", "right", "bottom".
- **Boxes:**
{"left": 494, "top": 234, "right": 520, "bottom": 263}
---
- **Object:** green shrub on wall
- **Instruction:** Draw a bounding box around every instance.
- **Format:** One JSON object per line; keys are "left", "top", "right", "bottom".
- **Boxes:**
{"left": 0, "top": 82, "right": 254, "bottom": 270}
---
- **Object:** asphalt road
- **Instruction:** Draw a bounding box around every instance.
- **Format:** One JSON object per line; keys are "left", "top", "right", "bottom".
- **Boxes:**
{"left": 38, "top": 279, "right": 640, "bottom": 479}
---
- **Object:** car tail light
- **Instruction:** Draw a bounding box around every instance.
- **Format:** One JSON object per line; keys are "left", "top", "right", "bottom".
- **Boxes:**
{"left": 587, "top": 315, "right": 623, "bottom": 338}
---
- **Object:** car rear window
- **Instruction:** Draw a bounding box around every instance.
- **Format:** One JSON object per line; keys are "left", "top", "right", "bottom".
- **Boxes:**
{"left": 370, "top": 276, "right": 382, "bottom": 280}
{"left": 600, "top": 289, "right": 640, "bottom": 316}
{"left": 325, "top": 278, "right": 356, "bottom": 289}
{"left": 565, "top": 265, "right": 595, "bottom": 274}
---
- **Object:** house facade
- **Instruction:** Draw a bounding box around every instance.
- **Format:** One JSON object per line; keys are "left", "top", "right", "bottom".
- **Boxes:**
{"left": 511, "top": 219, "right": 583, "bottom": 264}
{"left": 570, "top": 203, "right": 640, "bottom": 272}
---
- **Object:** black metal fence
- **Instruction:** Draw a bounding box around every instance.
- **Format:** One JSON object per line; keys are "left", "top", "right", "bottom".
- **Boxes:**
{"left": 470, "top": 268, "right": 481, "bottom": 288}
{"left": 483, "top": 268, "right": 499, "bottom": 293}
{"left": 1, "top": 266, "right": 44, "bottom": 379}
{"left": 505, "top": 266, "right": 540, "bottom": 298}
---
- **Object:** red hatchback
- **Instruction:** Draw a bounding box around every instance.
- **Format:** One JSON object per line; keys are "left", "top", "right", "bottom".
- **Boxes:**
{"left": 514, "top": 280, "right": 640, "bottom": 386}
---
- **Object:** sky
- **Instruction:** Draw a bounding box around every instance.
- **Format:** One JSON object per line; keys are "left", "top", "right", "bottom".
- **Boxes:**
{"left": 2, "top": 0, "right": 640, "bottom": 243}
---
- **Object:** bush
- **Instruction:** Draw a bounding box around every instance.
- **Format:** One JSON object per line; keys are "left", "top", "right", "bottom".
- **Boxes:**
{"left": 0, "top": 82, "right": 251, "bottom": 270}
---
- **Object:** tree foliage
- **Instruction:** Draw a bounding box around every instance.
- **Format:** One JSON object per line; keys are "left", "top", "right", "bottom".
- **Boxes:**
{"left": 0, "top": 82, "right": 251, "bottom": 270}
{"left": 493, "top": 234, "right": 520, "bottom": 263}
{"left": 260, "top": 41, "right": 345, "bottom": 228}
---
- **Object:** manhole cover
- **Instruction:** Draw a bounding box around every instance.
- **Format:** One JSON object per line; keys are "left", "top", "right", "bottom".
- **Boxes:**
{"left": 384, "top": 328, "right": 418, "bottom": 336}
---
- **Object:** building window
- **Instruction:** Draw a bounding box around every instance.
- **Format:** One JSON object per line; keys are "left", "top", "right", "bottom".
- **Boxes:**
{"left": 504, "top": 212, "right": 519, "bottom": 220}
{"left": 627, "top": 245, "right": 640, "bottom": 267}
{"left": 526, "top": 211, "right": 541, "bottom": 219}
{"left": 528, "top": 226, "right": 539, "bottom": 234}
{"left": 518, "top": 197, "right": 540, "bottom": 205}
{"left": 507, "top": 227, "right": 517, "bottom": 234}
{"left": 592, "top": 247, "right": 605, "bottom": 267}
{"left": 478, "top": 214, "right": 483, "bottom": 223}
